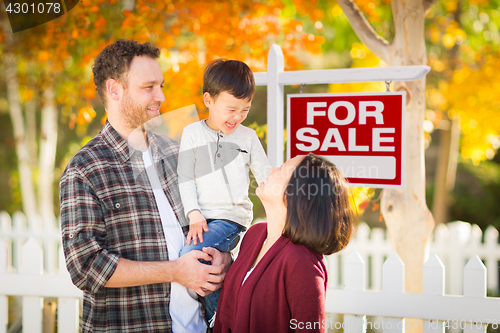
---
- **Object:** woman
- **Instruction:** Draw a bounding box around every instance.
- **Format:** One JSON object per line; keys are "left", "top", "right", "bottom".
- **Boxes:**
{"left": 213, "top": 153, "right": 355, "bottom": 333}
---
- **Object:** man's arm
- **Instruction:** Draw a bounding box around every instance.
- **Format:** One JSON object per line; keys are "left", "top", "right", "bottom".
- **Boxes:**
{"left": 105, "top": 249, "right": 229, "bottom": 296}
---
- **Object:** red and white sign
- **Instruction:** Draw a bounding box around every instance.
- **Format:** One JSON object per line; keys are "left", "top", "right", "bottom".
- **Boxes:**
{"left": 287, "top": 92, "right": 406, "bottom": 188}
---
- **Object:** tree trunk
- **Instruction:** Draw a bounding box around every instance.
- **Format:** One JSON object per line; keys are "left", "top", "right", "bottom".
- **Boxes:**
{"left": 432, "top": 116, "right": 460, "bottom": 224}
{"left": 380, "top": 0, "right": 435, "bottom": 295}
{"left": 38, "top": 88, "right": 58, "bottom": 220}
{"left": 337, "top": 0, "right": 438, "bottom": 307}
{"left": 25, "top": 86, "right": 38, "bottom": 166}
{"left": 3, "top": 45, "right": 38, "bottom": 218}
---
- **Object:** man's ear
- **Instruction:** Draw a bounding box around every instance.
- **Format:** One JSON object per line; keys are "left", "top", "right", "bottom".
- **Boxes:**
{"left": 203, "top": 92, "right": 213, "bottom": 108}
{"left": 106, "top": 79, "right": 122, "bottom": 102}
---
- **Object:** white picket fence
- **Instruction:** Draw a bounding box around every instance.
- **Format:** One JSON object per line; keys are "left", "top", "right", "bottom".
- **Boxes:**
{"left": 1, "top": 211, "right": 500, "bottom": 332}
{"left": 328, "top": 220, "right": 500, "bottom": 296}
{"left": 325, "top": 251, "right": 500, "bottom": 333}
{"left": 0, "top": 211, "right": 83, "bottom": 333}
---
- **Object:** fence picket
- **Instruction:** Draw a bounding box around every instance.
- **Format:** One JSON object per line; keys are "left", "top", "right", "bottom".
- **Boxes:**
{"left": 12, "top": 212, "right": 27, "bottom": 272}
{"left": 371, "top": 228, "right": 385, "bottom": 290}
{"left": 21, "top": 238, "right": 43, "bottom": 333}
{"left": 464, "top": 256, "right": 487, "bottom": 333}
{"left": 0, "top": 240, "right": 7, "bottom": 333}
{"left": 58, "top": 298, "right": 80, "bottom": 333}
{"left": 484, "top": 226, "right": 499, "bottom": 295}
{"left": 345, "top": 251, "right": 365, "bottom": 290}
{"left": 343, "top": 251, "right": 366, "bottom": 333}
{"left": 447, "top": 222, "right": 470, "bottom": 295}
{"left": 383, "top": 252, "right": 404, "bottom": 333}
{"left": 43, "top": 214, "right": 59, "bottom": 273}
{"left": 423, "top": 254, "right": 445, "bottom": 333}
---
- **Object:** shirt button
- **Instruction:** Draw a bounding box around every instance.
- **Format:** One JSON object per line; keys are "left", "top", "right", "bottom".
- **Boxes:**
{"left": 220, "top": 135, "right": 223, "bottom": 138}
{"left": 219, "top": 145, "right": 222, "bottom": 148}
{"left": 69, "top": 233, "right": 74, "bottom": 239}
{"left": 157, "top": 229, "right": 162, "bottom": 234}
{"left": 115, "top": 202, "right": 121, "bottom": 209}
{"left": 150, "top": 197, "right": 155, "bottom": 203}
{"left": 217, "top": 153, "right": 221, "bottom": 157}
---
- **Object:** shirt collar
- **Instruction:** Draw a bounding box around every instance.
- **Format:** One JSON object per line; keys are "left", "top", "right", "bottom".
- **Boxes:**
{"left": 201, "top": 119, "right": 231, "bottom": 137}
{"left": 101, "top": 120, "right": 167, "bottom": 164}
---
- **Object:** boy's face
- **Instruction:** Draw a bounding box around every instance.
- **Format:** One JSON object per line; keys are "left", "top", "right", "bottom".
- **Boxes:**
{"left": 204, "top": 91, "right": 251, "bottom": 135}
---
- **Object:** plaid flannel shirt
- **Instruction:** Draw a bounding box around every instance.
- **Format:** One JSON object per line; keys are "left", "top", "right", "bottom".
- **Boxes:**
{"left": 59, "top": 121, "right": 190, "bottom": 332}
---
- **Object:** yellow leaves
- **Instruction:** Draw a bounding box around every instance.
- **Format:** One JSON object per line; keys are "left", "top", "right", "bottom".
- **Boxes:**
{"left": 349, "top": 43, "right": 383, "bottom": 68}
{"left": 444, "top": 0, "right": 458, "bottom": 12}
{"left": 351, "top": 187, "right": 376, "bottom": 216}
{"left": 468, "top": 0, "right": 489, "bottom": 5}
{"left": 442, "top": 34, "right": 455, "bottom": 49}
{"left": 443, "top": 51, "right": 500, "bottom": 164}
{"left": 331, "top": 4, "right": 343, "bottom": 17}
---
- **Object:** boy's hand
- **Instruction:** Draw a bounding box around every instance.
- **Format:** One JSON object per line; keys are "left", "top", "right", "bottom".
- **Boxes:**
{"left": 186, "top": 210, "right": 209, "bottom": 246}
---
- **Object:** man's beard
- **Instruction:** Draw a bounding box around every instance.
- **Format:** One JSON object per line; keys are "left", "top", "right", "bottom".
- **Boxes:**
{"left": 121, "top": 91, "right": 161, "bottom": 132}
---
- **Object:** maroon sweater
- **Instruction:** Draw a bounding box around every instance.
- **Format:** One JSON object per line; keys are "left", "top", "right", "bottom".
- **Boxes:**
{"left": 214, "top": 223, "right": 328, "bottom": 333}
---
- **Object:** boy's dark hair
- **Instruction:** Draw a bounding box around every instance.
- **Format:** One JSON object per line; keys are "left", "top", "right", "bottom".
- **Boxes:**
{"left": 92, "top": 39, "right": 160, "bottom": 107}
{"left": 283, "top": 153, "right": 356, "bottom": 255}
{"left": 203, "top": 59, "right": 255, "bottom": 101}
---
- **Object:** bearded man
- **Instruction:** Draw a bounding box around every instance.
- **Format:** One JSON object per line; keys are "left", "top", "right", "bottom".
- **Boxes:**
{"left": 59, "top": 39, "right": 231, "bottom": 333}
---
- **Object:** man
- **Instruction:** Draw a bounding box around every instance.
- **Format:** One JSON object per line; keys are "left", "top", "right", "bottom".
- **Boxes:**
{"left": 59, "top": 39, "right": 230, "bottom": 333}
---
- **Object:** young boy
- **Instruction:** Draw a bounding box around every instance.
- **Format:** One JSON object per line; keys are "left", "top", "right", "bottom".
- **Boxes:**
{"left": 177, "top": 59, "right": 271, "bottom": 325}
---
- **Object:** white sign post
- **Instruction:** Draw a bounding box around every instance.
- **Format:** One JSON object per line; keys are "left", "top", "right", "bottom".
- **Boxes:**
{"left": 253, "top": 44, "right": 430, "bottom": 170}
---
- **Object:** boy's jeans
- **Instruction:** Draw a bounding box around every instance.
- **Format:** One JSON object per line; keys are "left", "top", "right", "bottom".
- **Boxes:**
{"left": 179, "top": 219, "right": 244, "bottom": 323}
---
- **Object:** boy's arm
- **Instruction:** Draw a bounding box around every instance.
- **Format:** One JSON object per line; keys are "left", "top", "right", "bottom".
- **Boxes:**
{"left": 249, "top": 130, "right": 272, "bottom": 184}
{"left": 177, "top": 126, "right": 208, "bottom": 245}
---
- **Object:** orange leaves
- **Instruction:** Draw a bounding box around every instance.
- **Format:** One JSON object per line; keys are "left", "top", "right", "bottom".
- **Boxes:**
{"left": 299, "top": 33, "right": 325, "bottom": 53}
{"left": 353, "top": 0, "right": 381, "bottom": 22}
{"left": 95, "top": 17, "right": 107, "bottom": 29}
{"left": 38, "top": 51, "right": 49, "bottom": 62}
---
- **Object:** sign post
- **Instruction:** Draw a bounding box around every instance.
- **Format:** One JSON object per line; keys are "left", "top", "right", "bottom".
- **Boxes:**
{"left": 287, "top": 92, "right": 406, "bottom": 188}
{"left": 253, "top": 44, "right": 429, "bottom": 169}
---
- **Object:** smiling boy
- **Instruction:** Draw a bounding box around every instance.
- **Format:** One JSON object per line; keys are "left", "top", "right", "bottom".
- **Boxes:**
{"left": 177, "top": 59, "right": 271, "bottom": 325}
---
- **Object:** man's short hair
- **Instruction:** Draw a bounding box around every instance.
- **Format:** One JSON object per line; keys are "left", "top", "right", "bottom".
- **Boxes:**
{"left": 203, "top": 59, "right": 255, "bottom": 101}
{"left": 283, "top": 153, "right": 356, "bottom": 255}
{"left": 92, "top": 39, "right": 160, "bottom": 107}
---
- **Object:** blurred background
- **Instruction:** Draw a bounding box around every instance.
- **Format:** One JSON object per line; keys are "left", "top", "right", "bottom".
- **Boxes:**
{"left": 0, "top": 0, "right": 499, "bottom": 235}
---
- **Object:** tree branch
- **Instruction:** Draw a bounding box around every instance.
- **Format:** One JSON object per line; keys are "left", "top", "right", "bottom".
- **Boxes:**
{"left": 336, "top": 0, "right": 390, "bottom": 62}
{"left": 424, "top": 0, "right": 440, "bottom": 15}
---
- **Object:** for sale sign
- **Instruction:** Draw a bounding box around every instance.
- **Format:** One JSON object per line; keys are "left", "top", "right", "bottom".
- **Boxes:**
{"left": 287, "top": 92, "right": 406, "bottom": 188}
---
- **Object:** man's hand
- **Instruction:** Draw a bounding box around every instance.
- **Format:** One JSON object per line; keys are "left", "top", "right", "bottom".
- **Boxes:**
{"left": 203, "top": 247, "right": 232, "bottom": 273}
{"left": 186, "top": 210, "right": 209, "bottom": 246}
{"left": 173, "top": 250, "right": 225, "bottom": 296}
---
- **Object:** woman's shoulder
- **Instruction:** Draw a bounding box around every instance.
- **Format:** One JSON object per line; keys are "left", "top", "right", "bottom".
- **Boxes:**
{"left": 282, "top": 241, "right": 326, "bottom": 270}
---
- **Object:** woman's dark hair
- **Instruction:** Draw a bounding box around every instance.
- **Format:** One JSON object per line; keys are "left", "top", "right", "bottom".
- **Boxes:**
{"left": 282, "top": 153, "right": 356, "bottom": 255}
{"left": 92, "top": 39, "right": 160, "bottom": 107}
{"left": 203, "top": 59, "right": 255, "bottom": 101}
